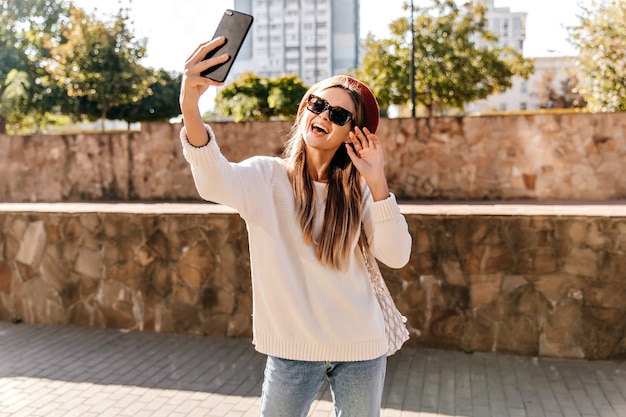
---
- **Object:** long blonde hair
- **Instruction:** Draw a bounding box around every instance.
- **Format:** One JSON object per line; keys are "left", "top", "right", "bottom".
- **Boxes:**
{"left": 283, "top": 78, "right": 367, "bottom": 270}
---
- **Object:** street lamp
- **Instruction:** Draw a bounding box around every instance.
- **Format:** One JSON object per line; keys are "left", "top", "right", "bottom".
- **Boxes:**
{"left": 410, "top": 0, "right": 416, "bottom": 117}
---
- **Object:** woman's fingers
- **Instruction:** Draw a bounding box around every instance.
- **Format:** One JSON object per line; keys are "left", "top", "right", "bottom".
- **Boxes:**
{"left": 351, "top": 126, "right": 377, "bottom": 151}
{"left": 185, "top": 37, "right": 227, "bottom": 65}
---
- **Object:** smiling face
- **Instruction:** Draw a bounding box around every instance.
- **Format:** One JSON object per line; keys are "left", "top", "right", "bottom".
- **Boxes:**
{"left": 302, "top": 87, "right": 356, "bottom": 158}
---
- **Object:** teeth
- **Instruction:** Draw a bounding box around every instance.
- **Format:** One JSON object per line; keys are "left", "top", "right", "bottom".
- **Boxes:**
{"left": 313, "top": 124, "right": 328, "bottom": 134}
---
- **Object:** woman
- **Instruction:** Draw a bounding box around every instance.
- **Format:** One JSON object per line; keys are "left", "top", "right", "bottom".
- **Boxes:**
{"left": 179, "top": 37, "right": 412, "bottom": 417}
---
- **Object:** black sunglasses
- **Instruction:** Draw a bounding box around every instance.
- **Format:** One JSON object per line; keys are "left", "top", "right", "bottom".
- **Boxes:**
{"left": 306, "top": 94, "right": 354, "bottom": 126}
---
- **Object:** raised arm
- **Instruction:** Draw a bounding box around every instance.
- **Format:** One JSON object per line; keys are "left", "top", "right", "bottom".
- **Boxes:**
{"left": 179, "top": 38, "right": 229, "bottom": 147}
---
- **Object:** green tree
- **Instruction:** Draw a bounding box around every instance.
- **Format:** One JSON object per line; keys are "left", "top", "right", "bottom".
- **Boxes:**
{"left": 49, "top": 5, "right": 154, "bottom": 129}
{"left": 215, "top": 72, "right": 309, "bottom": 121}
{"left": 568, "top": 0, "right": 626, "bottom": 112}
{"left": 536, "top": 71, "right": 586, "bottom": 109}
{"left": 108, "top": 69, "right": 182, "bottom": 127}
{"left": 354, "top": 0, "right": 534, "bottom": 116}
{"left": 0, "top": 0, "right": 72, "bottom": 133}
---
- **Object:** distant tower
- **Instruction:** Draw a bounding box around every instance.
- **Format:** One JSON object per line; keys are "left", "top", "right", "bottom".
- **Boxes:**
{"left": 232, "top": 0, "right": 360, "bottom": 86}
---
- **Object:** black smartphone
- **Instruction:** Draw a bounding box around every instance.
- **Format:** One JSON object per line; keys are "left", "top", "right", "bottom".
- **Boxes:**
{"left": 200, "top": 9, "right": 254, "bottom": 82}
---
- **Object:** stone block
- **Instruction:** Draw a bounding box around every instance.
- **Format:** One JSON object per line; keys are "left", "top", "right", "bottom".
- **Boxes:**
{"left": 516, "top": 286, "right": 549, "bottom": 318}
{"left": 441, "top": 259, "right": 465, "bottom": 286}
{"left": 80, "top": 214, "right": 101, "bottom": 233}
{"left": 430, "top": 314, "right": 464, "bottom": 345}
{"left": 20, "top": 278, "right": 67, "bottom": 325}
{"left": 0, "top": 293, "right": 10, "bottom": 320}
{"left": 96, "top": 279, "right": 138, "bottom": 329}
{"left": 586, "top": 222, "right": 609, "bottom": 249}
{"left": 501, "top": 275, "right": 527, "bottom": 295}
{"left": 480, "top": 244, "right": 514, "bottom": 273}
{"left": 534, "top": 273, "right": 583, "bottom": 306}
{"left": 62, "top": 217, "right": 82, "bottom": 240}
{"left": 16, "top": 261, "right": 37, "bottom": 282}
{"left": 10, "top": 217, "right": 27, "bottom": 239}
{"left": 469, "top": 273, "right": 502, "bottom": 308}
{"left": 227, "top": 313, "right": 252, "bottom": 338}
{"left": 413, "top": 228, "right": 431, "bottom": 253}
{"left": 145, "top": 259, "right": 172, "bottom": 297}
{"left": 414, "top": 253, "right": 435, "bottom": 275}
{"left": 533, "top": 248, "right": 558, "bottom": 274}
{"left": 40, "top": 245, "right": 70, "bottom": 292}
{"left": 567, "top": 221, "right": 588, "bottom": 244}
{"left": 539, "top": 300, "right": 585, "bottom": 359}
{"left": 462, "top": 307, "right": 497, "bottom": 352}
{"left": 170, "top": 300, "right": 200, "bottom": 333}
{"left": 581, "top": 306, "right": 626, "bottom": 359}
{"left": 398, "top": 281, "right": 424, "bottom": 309}
{"left": 562, "top": 248, "right": 598, "bottom": 278}
{"left": 3, "top": 233, "right": 19, "bottom": 261}
{"left": 176, "top": 240, "right": 214, "bottom": 289}
{"left": 198, "top": 311, "right": 230, "bottom": 336}
{"left": 585, "top": 282, "right": 626, "bottom": 310}
{"left": 16, "top": 220, "right": 46, "bottom": 267}
{"left": 496, "top": 314, "right": 539, "bottom": 356}
{"left": 146, "top": 229, "right": 170, "bottom": 260}
{"left": 0, "top": 261, "right": 11, "bottom": 294}
{"left": 75, "top": 247, "right": 103, "bottom": 279}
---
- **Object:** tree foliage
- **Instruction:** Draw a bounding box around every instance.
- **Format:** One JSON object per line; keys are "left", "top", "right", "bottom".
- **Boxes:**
{"left": 47, "top": 5, "right": 154, "bottom": 128}
{"left": 354, "top": 0, "right": 534, "bottom": 116}
{"left": 536, "top": 72, "right": 587, "bottom": 109}
{"left": 0, "top": 0, "right": 182, "bottom": 133}
{"left": 0, "top": 0, "right": 72, "bottom": 132}
{"left": 568, "top": 0, "right": 626, "bottom": 112}
{"left": 108, "top": 69, "right": 182, "bottom": 126}
{"left": 215, "top": 72, "right": 309, "bottom": 121}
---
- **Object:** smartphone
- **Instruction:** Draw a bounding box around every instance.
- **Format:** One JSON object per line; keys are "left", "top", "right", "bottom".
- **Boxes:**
{"left": 200, "top": 9, "right": 254, "bottom": 82}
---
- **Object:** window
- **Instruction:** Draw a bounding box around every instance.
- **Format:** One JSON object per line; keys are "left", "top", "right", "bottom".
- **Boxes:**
{"left": 520, "top": 102, "right": 527, "bottom": 110}
{"left": 513, "top": 17, "right": 522, "bottom": 37}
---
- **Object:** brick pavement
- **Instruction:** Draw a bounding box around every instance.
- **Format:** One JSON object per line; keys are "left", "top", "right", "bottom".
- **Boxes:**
{"left": 0, "top": 322, "right": 625, "bottom": 417}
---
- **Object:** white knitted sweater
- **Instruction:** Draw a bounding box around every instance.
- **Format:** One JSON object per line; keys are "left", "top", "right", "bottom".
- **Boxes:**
{"left": 180, "top": 126, "right": 412, "bottom": 361}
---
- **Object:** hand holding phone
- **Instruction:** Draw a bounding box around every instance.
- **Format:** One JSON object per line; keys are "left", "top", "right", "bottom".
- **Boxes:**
{"left": 200, "top": 9, "right": 254, "bottom": 82}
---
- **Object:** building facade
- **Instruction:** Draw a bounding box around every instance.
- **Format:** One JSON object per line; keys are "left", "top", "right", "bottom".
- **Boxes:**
{"left": 231, "top": 0, "right": 360, "bottom": 87}
{"left": 475, "top": 0, "right": 527, "bottom": 53}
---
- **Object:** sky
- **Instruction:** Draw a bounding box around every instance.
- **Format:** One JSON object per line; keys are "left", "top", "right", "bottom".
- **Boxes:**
{"left": 72, "top": 0, "right": 591, "bottom": 72}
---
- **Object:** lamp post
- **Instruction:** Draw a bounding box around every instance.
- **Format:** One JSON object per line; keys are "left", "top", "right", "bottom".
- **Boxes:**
{"left": 410, "top": 0, "right": 416, "bottom": 117}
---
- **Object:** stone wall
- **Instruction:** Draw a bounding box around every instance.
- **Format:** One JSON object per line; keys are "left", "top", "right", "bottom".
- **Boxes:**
{"left": 2, "top": 112, "right": 626, "bottom": 202}
{"left": 1, "top": 204, "right": 625, "bottom": 360}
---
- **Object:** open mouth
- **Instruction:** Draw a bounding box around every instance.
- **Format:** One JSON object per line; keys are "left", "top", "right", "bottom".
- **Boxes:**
{"left": 312, "top": 123, "right": 328, "bottom": 134}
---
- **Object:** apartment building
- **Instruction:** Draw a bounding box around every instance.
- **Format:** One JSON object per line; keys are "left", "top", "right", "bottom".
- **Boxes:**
{"left": 475, "top": 0, "right": 527, "bottom": 53}
{"left": 231, "top": 0, "right": 360, "bottom": 86}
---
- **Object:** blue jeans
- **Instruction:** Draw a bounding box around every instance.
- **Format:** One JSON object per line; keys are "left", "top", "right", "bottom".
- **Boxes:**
{"left": 259, "top": 355, "right": 387, "bottom": 417}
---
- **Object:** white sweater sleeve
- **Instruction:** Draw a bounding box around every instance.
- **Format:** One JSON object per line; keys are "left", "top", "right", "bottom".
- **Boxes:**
{"left": 362, "top": 191, "right": 412, "bottom": 269}
{"left": 180, "top": 125, "right": 270, "bottom": 220}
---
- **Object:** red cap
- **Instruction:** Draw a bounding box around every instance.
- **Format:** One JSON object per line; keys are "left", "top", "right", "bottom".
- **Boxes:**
{"left": 298, "top": 75, "right": 380, "bottom": 133}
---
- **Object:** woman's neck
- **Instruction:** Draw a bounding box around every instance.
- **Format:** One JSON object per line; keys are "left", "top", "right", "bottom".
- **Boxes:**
{"left": 306, "top": 150, "right": 333, "bottom": 183}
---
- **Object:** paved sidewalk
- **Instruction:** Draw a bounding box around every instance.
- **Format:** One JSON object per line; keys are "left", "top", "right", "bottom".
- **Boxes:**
{"left": 0, "top": 323, "right": 625, "bottom": 417}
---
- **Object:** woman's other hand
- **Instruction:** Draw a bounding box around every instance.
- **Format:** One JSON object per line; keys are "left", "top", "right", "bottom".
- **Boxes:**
{"left": 345, "top": 126, "right": 390, "bottom": 201}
